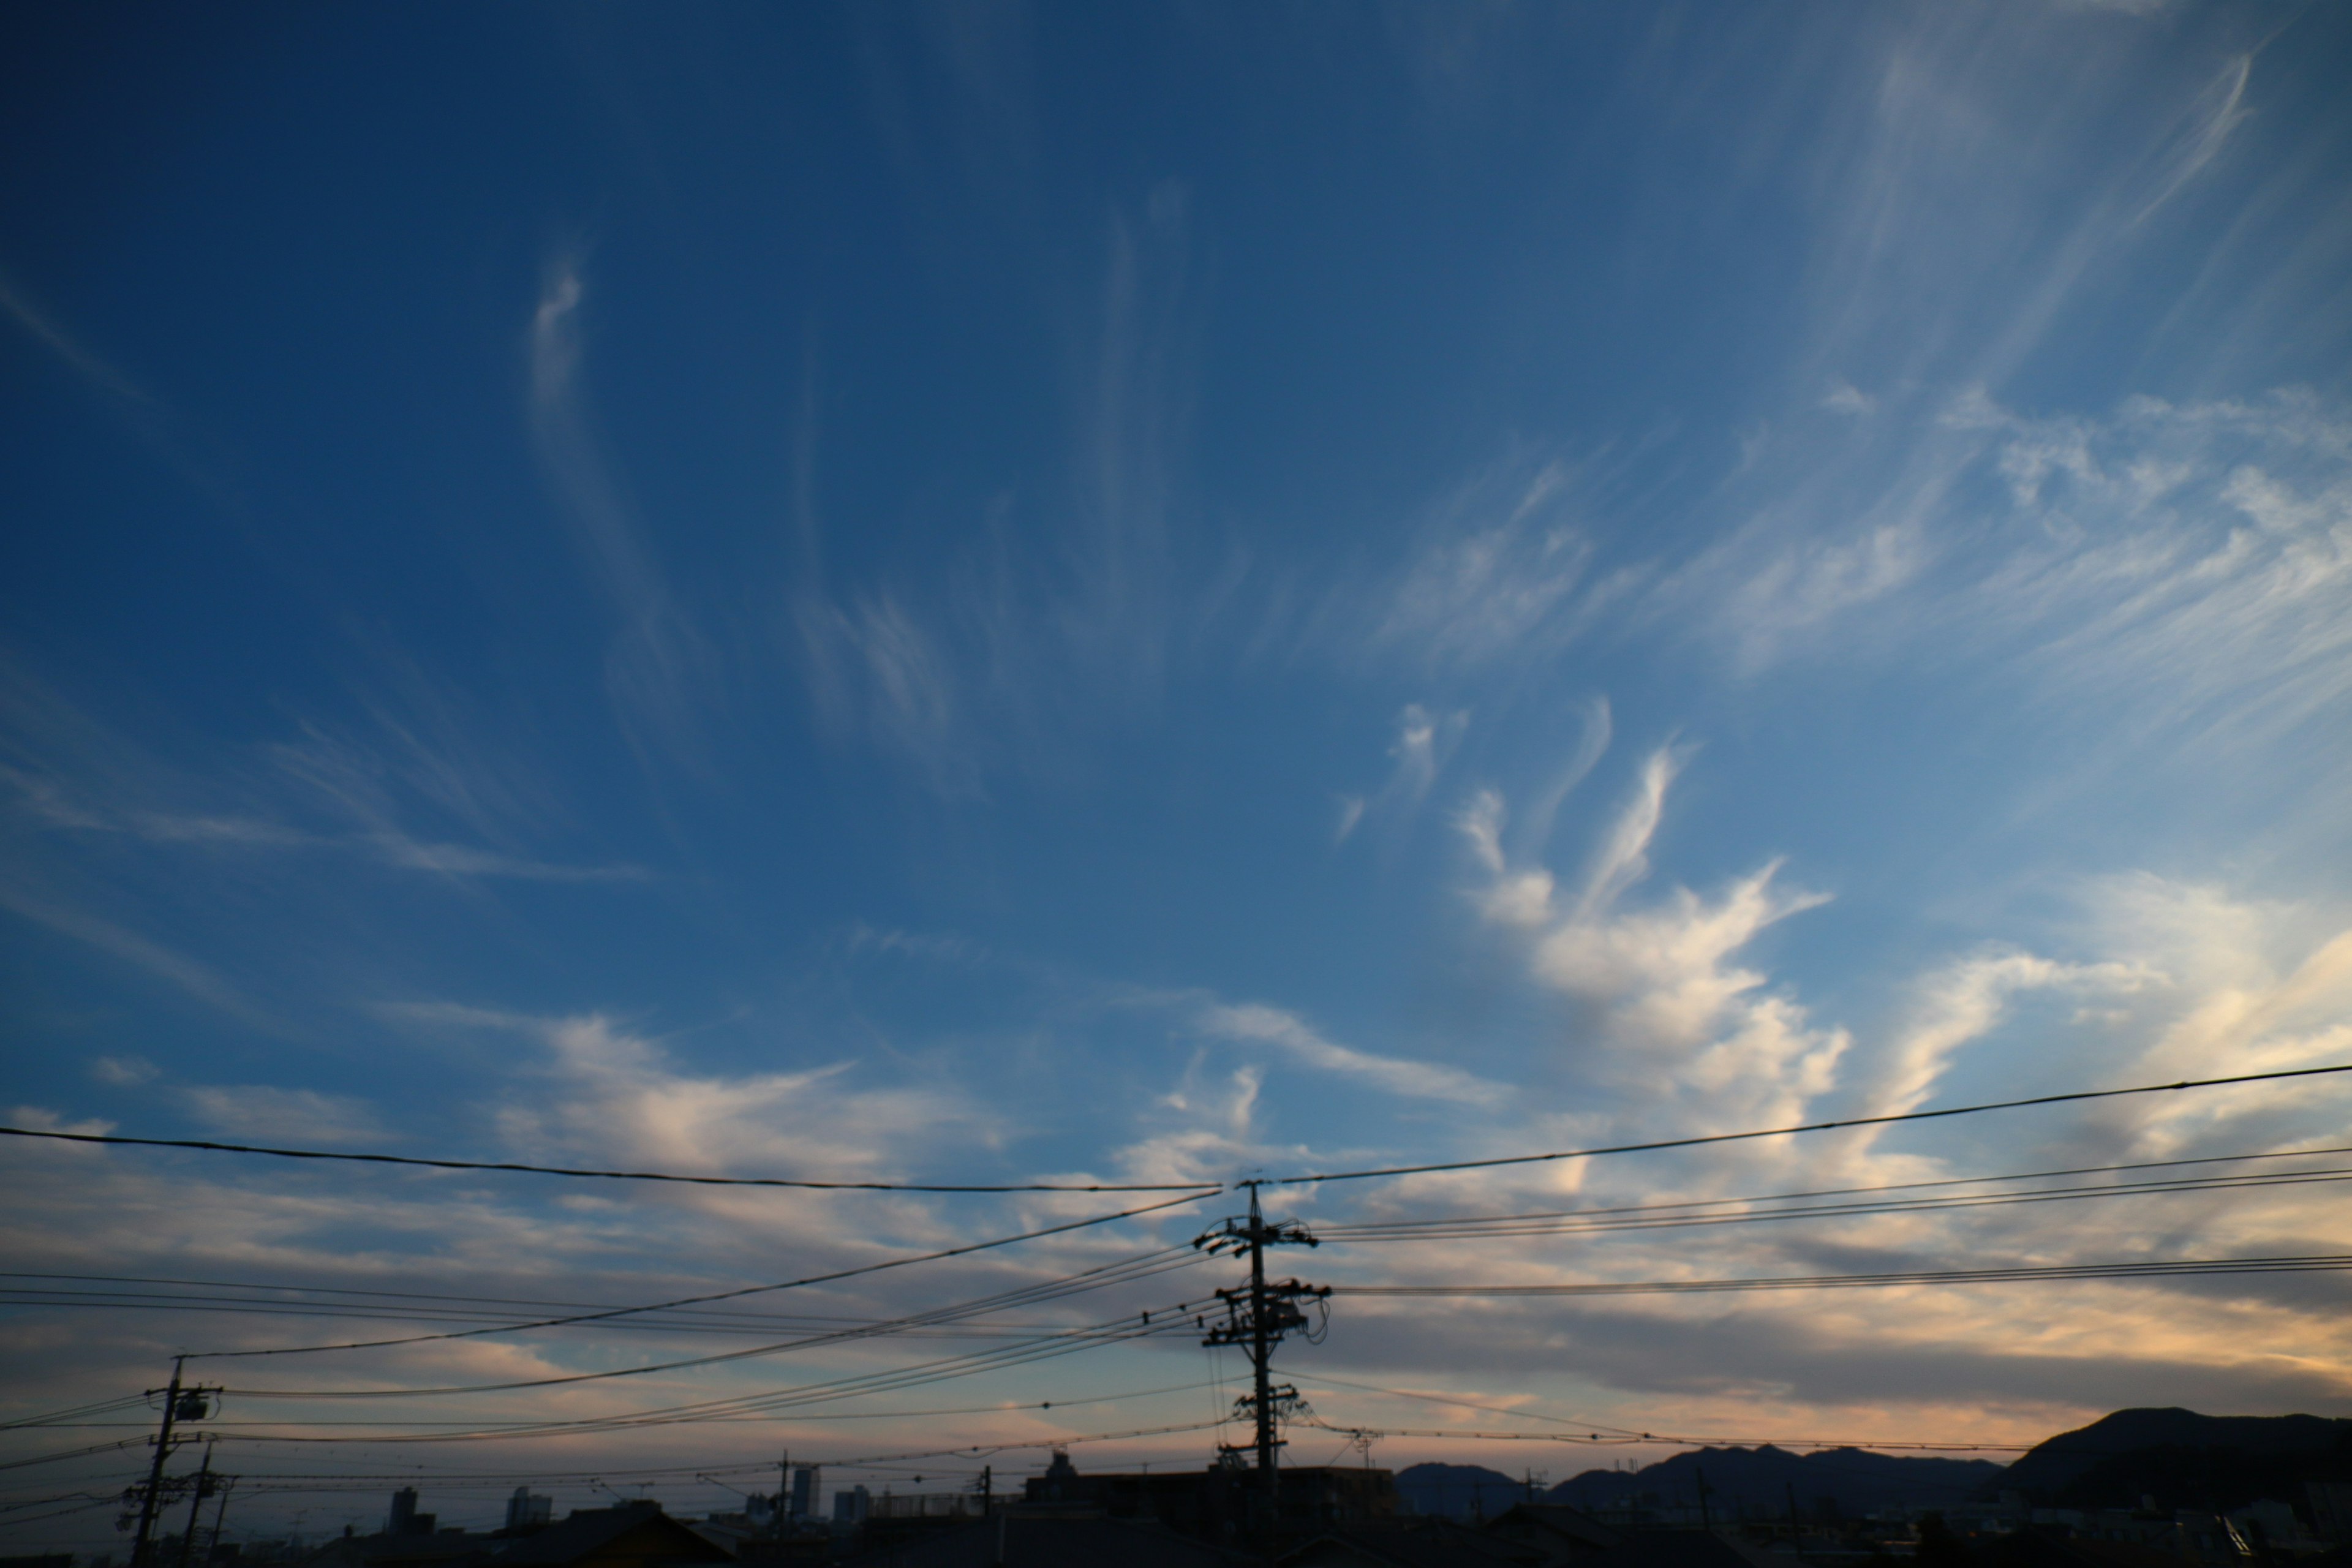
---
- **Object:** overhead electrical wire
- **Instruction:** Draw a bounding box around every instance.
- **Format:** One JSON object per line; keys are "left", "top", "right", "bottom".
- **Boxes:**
{"left": 1316, "top": 1148, "right": 2352, "bottom": 1243}
{"left": 10, "top": 1063, "right": 2345, "bottom": 1199}
{"left": 62, "top": 1379, "right": 1228, "bottom": 1442}
{"left": 209, "top": 1304, "right": 1212, "bottom": 1443}
{"left": 194, "top": 1280, "right": 1226, "bottom": 1445}
{"left": 0, "top": 1273, "right": 1208, "bottom": 1341}
{"left": 1333, "top": 1253, "right": 2352, "bottom": 1298}
{"left": 1289, "top": 1414, "right": 2030, "bottom": 1453}
{"left": 1272, "top": 1061, "right": 2352, "bottom": 1185}
{"left": 0, "top": 1295, "right": 1138, "bottom": 1340}
{"left": 12, "top": 1074, "right": 2346, "bottom": 1480}
{"left": 207, "top": 1417, "right": 1244, "bottom": 1498}
{"left": 0, "top": 1394, "right": 157, "bottom": 1432}
{"left": 0, "top": 1438, "right": 148, "bottom": 1472}
{"left": 1274, "top": 1370, "right": 2045, "bottom": 1453}
{"left": 214, "top": 1246, "right": 1212, "bottom": 1400}
{"left": 183, "top": 1188, "right": 1216, "bottom": 1359}
{"left": 195, "top": 1384, "right": 1213, "bottom": 1483}
{"left": 1272, "top": 1368, "right": 1648, "bottom": 1438}
{"left": 0, "top": 1124, "right": 1206, "bottom": 1193}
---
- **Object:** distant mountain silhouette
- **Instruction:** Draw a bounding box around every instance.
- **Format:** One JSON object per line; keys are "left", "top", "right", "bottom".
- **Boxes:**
{"left": 1999, "top": 1408, "right": 2352, "bottom": 1509}
{"left": 1545, "top": 1445, "right": 2007, "bottom": 1518}
{"left": 1393, "top": 1463, "right": 1529, "bottom": 1519}
{"left": 1396, "top": 1410, "right": 2352, "bottom": 1525}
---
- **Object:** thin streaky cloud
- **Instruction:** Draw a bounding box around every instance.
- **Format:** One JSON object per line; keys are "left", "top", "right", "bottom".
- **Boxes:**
{"left": 0, "top": 880, "right": 278, "bottom": 1031}
{"left": 0, "top": 270, "right": 156, "bottom": 409}
{"left": 1199, "top": 1003, "right": 1509, "bottom": 1109}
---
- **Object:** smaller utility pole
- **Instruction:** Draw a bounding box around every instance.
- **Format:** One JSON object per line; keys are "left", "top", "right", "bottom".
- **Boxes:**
{"left": 208, "top": 1477, "right": 236, "bottom": 1566}
{"left": 132, "top": 1360, "right": 216, "bottom": 1568}
{"left": 177, "top": 1444, "right": 216, "bottom": 1568}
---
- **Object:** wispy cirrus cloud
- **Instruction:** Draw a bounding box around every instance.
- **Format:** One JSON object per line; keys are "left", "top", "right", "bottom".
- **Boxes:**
{"left": 183, "top": 1085, "right": 390, "bottom": 1145}
{"left": 1333, "top": 703, "right": 1469, "bottom": 845}
{"left": 529, "top": 254, "right": 722, "bottom": 771}
{"left": 1198, "top": 1001, "right": 1508, "bottom": 1109}
{"left": 0, "top": 660, "right": 649, "bottom": 884}
{"left": 794, "top": 590, "right": 971, "bottom": 795}
{"left": 0, "top": 879, "right": 276, "bottom": 1028}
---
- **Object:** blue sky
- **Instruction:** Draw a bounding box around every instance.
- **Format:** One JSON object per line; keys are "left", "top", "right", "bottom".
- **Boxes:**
{"left": 5, "top": 0, "right": 2352, "bottom": 1540}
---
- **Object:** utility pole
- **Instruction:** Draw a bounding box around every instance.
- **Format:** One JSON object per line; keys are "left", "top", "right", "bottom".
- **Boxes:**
{"left": 1196, "top": 1183, "right": 1329, "bottom": 1525}
{"left": 131, "top": 1359, "right": 216, "bottom": 1568}
{"left": 177, "top": 1444, "right": 216, "bottom": 1568}
{"left": 208, "top": 1477, "right": 236, "bottom": 1566}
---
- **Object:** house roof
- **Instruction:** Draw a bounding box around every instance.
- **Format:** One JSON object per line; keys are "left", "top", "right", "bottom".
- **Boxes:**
{"left": 1487, "top": 1504, "right": 1626, "bottom": 1553}
{"left": 1280, "top": 1520, "right": 1541, "bottom": 1567}
{"left": 1578, "top": 1529, "right": 1784, "bottom": 1568}
{"left": 844, "top": 1513, "right": 1252, "bottom": 1567}
{"left": 491, "top": 1506, "right": 729, "bottom": 1567}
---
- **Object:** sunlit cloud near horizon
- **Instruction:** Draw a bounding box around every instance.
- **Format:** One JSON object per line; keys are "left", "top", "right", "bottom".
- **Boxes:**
{"left": 3, "top": 0, "right": 2350, "bottom": 1548}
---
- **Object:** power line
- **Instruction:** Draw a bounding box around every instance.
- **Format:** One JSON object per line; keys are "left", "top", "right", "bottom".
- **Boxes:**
{"left": 1291, "top": 1415, "right": 2029, "bottom": 1453}
{"left": 1318, "top": 1142, "right": 2352, "bottom": 1232}
{"left": 1272, "top": 1368, "right": 1648, "bottom": 1438}
{"left": 66, "top": 1380, "right": 1229, "bottom": 1442}
{"left": 1274, "top": 1062, "right": 2352, "bottom": 1185}
{"left": 213, "top": 1249, "right": 1209, "bottom": 1400}
{"left": 1317, "top": 1163, "right": 2352, "bottom": 1242}
{"left": 186, "top": 1188, "right": 1215, "bottom": 1359}
{"left": 205, "top": 1417, "right": 1243, "bottom": 1495}
{"left": 206, "top": 1310, "right": 1207, "bottom": 1443}
{"left": 0, "top": 1395, "right": 158, "bottom": 1432}
{"left": 1276, "top": 1370, "right": 2043, "bottom": 1454}
{"left": 0, "top": 1125, "right": 1208, "bottom": 1193}
{"left": 0, "top": 1439, "right": 148, "bottom": 1473}
{"left": 1333, "top": 1253, "right": 2352, "bottom": 1297}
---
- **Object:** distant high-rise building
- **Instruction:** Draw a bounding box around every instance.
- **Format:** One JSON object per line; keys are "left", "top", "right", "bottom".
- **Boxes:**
{"left": 789, "top": 1465, "right": 820, "bottom": 1521}
{"left": 505, "top": 1488, "right": 552, "bottom": 1532}
{"left": 831, "top": 1486, "right": 869, "bottom": 1525}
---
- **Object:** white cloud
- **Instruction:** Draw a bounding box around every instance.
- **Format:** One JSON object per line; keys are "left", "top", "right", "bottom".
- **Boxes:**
{"left": 1461, "top": 748, "right": 1847, "bottom": 1131}
{"left": 6, "top": 1106, "right": 114, "bottom": 1137}
{"left": 454, "top": 1011, "right": 992, "bottom": 1189}
{"left": 360, "top": 833, "right": 650, "bottom": 883}
{"left": 794, "top": 590, "right": 971, "bottom": 794}
{"left": 1823, "top": 382, "right": 1877, "bottom": 416}
{"left": 89, "top": 1055, "right": 157, "bottom": 1086}
{"left": 1368, "top": 458, "right": 1605, "bottom": 668}
{"left": 184, "top": 1085, "right": 388, "bottom": 1145}
{"left": 1199, "top": 1002, "right": 1509, "bottom": 1109}
{"left": 1954, "top": 390, "right": 2352, "bottom": 744}
{"left": 529, "top": 254, "right": 720, "bottom": 769}
{"left": 1121, "top": 1060, "right": 1268, "bottom": 1187}
{"left": 0, "top": 879, "right": 276, "bottom": 1028}
{"left": 0, "top": 664, "right": 649, "bottom": 885}
{"left": 1335, "top": 704, "right": 1469, "bottom": 845}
